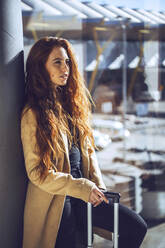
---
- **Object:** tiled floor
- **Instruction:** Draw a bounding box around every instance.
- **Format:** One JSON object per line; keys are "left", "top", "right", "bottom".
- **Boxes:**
{"left": 93, "top": 223, "right": 165, "bottom": 248}
{"left": 93, "top": 235, "right": 113, "bottom": 247}
{"left": 141, "top": 223, "right": 165, "bottom": 248}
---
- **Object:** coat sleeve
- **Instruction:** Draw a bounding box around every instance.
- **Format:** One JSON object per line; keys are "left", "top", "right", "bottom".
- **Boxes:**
{"left": 21, "top": 108, "right": 95, "bottom": 203}
{"left": 87, "top": 139, "right": 106, "bottom": 190}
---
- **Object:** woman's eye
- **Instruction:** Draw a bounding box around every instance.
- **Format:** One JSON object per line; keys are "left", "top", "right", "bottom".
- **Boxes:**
{"left": 54, "top": 60, "right": 61, "bottom": 64}
{"left": 53, "top": 59, "right": 70, "bottom": 66}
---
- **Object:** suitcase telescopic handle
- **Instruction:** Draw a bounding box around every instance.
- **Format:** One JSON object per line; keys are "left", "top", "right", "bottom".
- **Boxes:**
{"left": 102, "top": 191, "right": 120, "bottom": 248}
{"left": 102, "top": 191, "right": 121, "bottom": 203}
{"left": 87, "top": 191, "right": 120, "bottom": 248}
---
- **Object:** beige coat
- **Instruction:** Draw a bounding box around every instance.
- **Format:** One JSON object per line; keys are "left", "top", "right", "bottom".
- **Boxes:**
{"left": 21, "top": 108, "right": 106, "bottom": 248}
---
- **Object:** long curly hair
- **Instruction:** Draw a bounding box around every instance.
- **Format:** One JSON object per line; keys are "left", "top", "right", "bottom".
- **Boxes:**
{"left": 23, "top": 37, "right": 95, "bottom": 181}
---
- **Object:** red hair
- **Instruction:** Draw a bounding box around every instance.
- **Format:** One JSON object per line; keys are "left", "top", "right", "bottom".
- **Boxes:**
{"left": 23, "top": 37, "right": 95, "bottom": 181}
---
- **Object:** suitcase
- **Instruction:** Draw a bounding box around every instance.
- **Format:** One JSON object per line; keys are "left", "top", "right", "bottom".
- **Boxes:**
{"left": 87, "top": 191, "right": 120, "bottom": 248}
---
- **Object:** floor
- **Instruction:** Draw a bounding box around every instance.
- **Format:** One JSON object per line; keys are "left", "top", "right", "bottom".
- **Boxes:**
{"left": 93, "top": 223, "right": 165, "bottom": 248}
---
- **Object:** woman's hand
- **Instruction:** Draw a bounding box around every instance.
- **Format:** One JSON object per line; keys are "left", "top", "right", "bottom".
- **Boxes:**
{"left": 89, "top": 185, "right": 109, "bottom": 207}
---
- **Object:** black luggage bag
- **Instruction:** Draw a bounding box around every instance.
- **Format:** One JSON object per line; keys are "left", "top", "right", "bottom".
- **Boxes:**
{"left": 87, "top": 191, "right": 120, "bottom": 248}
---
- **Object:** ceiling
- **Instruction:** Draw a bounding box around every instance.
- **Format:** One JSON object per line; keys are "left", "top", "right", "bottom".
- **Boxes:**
{"left": 21, "top": 0, "right": 165, "bottom": 41}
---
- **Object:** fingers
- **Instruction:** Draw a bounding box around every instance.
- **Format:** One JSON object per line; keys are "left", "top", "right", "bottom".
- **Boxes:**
{"left": 93, "top": 188, "right": 109, "bottom": 204}
{"left": 93, "top": 198, "right": 103, "bottom": 207}
{"left": 102, "top": 194, "right": 109, "bottom": 204}
{"left": 97, "top": 190, "right": 109, "bottom": 204}
{"left": 89, "top": 186, "right": 109, "bottom": 207}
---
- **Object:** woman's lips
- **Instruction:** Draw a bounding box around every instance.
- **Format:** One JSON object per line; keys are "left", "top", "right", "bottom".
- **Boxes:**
{"left": 60, "top": 74, "right": 68, "bottom": 79}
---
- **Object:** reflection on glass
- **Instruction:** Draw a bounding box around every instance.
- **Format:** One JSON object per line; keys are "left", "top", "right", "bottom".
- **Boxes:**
{"left": 22, "top": 1, "right": 165, "bottom": 246}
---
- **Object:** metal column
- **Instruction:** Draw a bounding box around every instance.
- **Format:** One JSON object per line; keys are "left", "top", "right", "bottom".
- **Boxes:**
{"left": 0, "top": 0, "right": 27, "bottom": 247}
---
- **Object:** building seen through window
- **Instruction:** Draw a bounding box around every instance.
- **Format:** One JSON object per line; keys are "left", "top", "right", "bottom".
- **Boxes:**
{"left": 22, "top": 1, "right": 165, "bottom": 246}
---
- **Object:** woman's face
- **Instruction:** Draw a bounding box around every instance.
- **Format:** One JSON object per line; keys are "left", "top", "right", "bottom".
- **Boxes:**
{"left": 45, "top": 46, "right": 70, "bottom": 86}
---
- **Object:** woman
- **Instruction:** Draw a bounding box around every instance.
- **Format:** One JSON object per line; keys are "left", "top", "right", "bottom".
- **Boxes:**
{"left": 21, "top": 37, "right": 147, "bottom": 248}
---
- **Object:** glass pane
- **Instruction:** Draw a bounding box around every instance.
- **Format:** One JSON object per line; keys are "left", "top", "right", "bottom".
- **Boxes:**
{"left": 22, "top": 1, "right": 165, "bottom": 247}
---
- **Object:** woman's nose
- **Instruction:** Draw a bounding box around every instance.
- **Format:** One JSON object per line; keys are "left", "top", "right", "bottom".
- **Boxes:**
{"left": 61, "top": 62, "right": 69, "bottom": 72}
